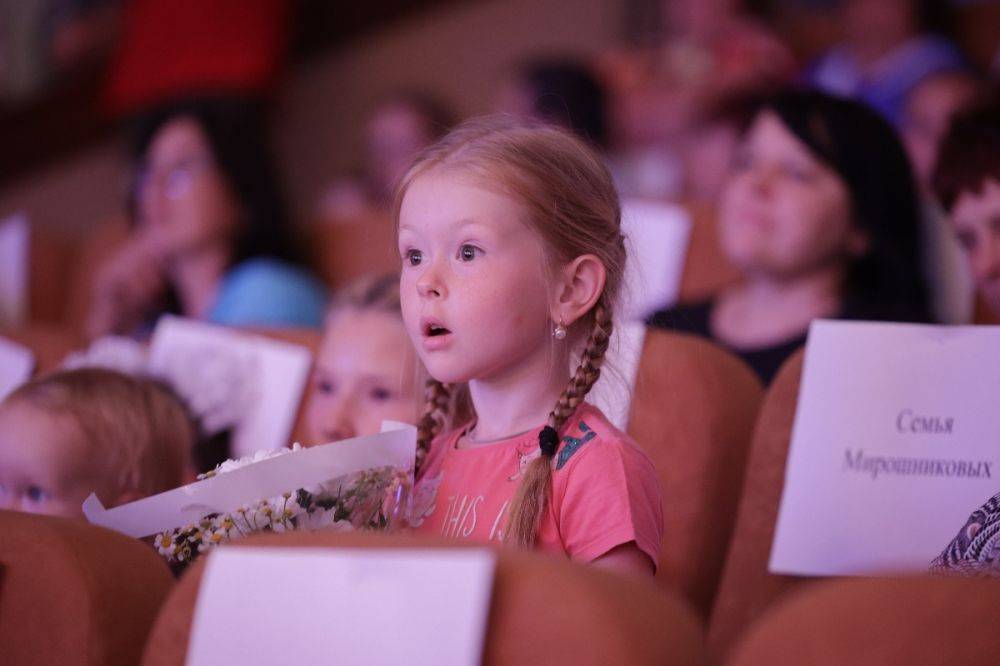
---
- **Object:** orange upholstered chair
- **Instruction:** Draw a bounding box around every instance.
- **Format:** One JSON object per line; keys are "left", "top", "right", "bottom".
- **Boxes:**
{"left": 27, "top": 226, "right": 76, "bottom": 325}
{"left": 676, "top": 201, "right": 741, "bottom": 305}
{"left": 973, "top": 293, "right": 1000, "bottom": 325}
{"left": 142, "top": 532, "right": 706, "bottom": 666}
{"left": 727, "top": 576, "right": 1000, "bottom": 666}
{"left": 0, "top": 510, "right": 174, "bottom": 665}
{"left": 1, "top": 323, "right": 84, "bottom": 376}
{"left": 307, "top": 211, "right": 398, "bottom": 290}
{"left": 627, "top": 329, "right": 764, "bottom": 619}
{"left": 706, "top": 349, "right": 808, "bottom": 660}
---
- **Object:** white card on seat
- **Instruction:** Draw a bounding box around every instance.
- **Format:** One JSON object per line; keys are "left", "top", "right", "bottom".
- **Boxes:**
{"left": 187, "top": 547, "right": 496, "bottom": 666}
{"left": 0, "top": 214, "right": 29, "bottom": 327}
{"left": 147, "top": 315, "right": 313, "bottom": 457}
{"left": 770, "top": 320, "right": 1000, "bottom": 576}
{"left": 0, "top": 335, "right": 33, "bottom": 400}
{"left": 619, "top": 200, "right": 691, "bottom": 322}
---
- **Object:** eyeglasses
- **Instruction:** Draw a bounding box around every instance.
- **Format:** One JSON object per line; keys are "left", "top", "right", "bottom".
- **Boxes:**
{"left": 136, "top": 155, "right": 215, "bottom": 201}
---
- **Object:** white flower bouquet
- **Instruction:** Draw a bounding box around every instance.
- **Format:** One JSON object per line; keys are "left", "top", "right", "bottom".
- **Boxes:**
{"left": 154, "top": 445, "right": 409, "bottom": 566}
{"left": 83, "top": 424, "right": 416, "bottom": 570}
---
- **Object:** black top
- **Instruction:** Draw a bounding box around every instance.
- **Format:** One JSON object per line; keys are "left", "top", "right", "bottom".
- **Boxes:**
{"left": 647, "top": 301, "right": 807, "bottom": 385}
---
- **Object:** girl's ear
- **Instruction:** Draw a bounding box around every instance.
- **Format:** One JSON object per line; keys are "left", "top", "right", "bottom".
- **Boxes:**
{"left": 552, "top": 254, "right": 606, "bottom": 327}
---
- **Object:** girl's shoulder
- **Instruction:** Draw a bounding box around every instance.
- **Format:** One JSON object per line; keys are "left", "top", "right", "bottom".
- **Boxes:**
{"left": 551, "top": 402, "right": 649, "bottom": 473}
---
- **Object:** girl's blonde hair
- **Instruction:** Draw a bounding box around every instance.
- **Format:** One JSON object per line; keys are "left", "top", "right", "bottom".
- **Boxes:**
{"left": 392, "top": 116, "right": 626, "bottom": 548}
{"left": 5, "top": 368, "right": 193, "bottom": 502}
{"left": 327, "top": 272, "right": 401, "bottom": 318}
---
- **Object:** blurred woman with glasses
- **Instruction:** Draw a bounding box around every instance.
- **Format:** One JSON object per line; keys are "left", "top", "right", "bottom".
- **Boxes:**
{"left": 86, "top": 97, "right": 327, "bottom": 339}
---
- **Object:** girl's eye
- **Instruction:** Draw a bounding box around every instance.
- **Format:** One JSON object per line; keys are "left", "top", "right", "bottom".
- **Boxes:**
{"left": 405, "top": 249, "right": 423, "bottom": 267}
{"left": 370, "top": 387, "right": 393, "bottom": 402}
{"left": 315, "top": 378, "right": 336, "bottom": 395}
{"left": 458, "top": 244, "right": 480, "bottom": 262}
{"left": 25, "top": 485, "right": 49, "bottom": 504}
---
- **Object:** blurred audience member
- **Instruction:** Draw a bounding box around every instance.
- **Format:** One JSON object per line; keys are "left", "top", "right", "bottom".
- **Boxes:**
{"left": 932, "top": 93, "right": 1000, "bottom": 323}
{"left": 86, "top": 97, "right": 326, "bottom": 339}
{"left": 680, "top": 89, "right": 768, "bottom": 203}
{"left": 649, "top": 90, "right": 930, "bottom": 383}
{"left": 903, "top": 71, "right": 983, "bottom": 191}
{"left": 903, "top": 70, "right": 984, "bottom": 323}
{"left": 304, "top": 274, "right": 420, "bottom": 445}
{"left": 599, "top": 0, "right": 795, "bottom": 199}
{"left": 0, "top": 368, "right": 191, "bottom": 518}
{"left": 805, "top": 0, "right": 967, "bottom": 127}
{"left": 496, "top": 57, "right": 608, "bottom": 148}
{"left": 321, "top": 92, "right": 454, "bottom": 219}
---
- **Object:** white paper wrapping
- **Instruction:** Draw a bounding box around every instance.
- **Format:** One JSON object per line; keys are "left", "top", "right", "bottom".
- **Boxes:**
{"left": 83, "top": 423, "right": 416, "bottom": 538}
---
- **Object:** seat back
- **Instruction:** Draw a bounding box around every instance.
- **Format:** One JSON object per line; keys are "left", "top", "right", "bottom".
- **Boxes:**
{"left": 0, "top": 323, "right": 84, "bottom": 376}
{"left": 142, "top": 532, "right": 705, "bottom": 666}
{"left": 974, "top": 292, "right": 1000, "bottom": 324}
{"left": 306, "top": 211, "right": 398, "bottom": 290}
{"left": 676, "top": 201, "right": 741, "bottom": 305}
{"left": 706, "top": 349, "right": 807, "bottom": 659}
{"left": 727, "top": 576, "right": 1000, "bottom": 666}
{"left": 627, "top": 329, "right": 763, "bottom": 617}
{"left": 0, "top": 510, "right": 174, "bottom": 665}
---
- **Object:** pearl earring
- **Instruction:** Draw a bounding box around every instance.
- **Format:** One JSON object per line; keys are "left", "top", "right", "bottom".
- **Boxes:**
{"left": 553, "top": 320, "right": 567, "bottom": 340}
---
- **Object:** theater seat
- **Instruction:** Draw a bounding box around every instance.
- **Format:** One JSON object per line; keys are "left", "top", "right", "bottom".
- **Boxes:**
{"left": 727, "top": 576, "right": 1000, "bottom": 666}
{"left": 1, "top": 323, "right": 84, "bottom": 375}
{"left": 28, "top": 226, "right": 76, "bottom": 325}
{"left": 141, "top": 532, "right": 706, "bottom": 666}
{"left": 706, "top": 349, "right": 807, "bottom": 660}
{"left": 974, "top": 293, "right": 1000, "bottom": 324}
{"left": 627, "top": 329, "right": 764, "bottom": 618}
{"left": 307, "top": 211, "right": 398, "bottom": 290}
{"left": 676, "top": 201, "right": 741, "bottom": 305}
{"left": 0, "top": 510, "right": 174, "bottom": 666}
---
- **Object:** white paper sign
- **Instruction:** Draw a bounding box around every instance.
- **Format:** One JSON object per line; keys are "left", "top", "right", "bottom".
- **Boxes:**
{"left": 770, "top": 320, "right": 1000, "bottom": 576}
{"left": 0, "top": 335, "right": 34, "bottom": 400}
{"left": 147, "top": 316, "right": 313, "bottom": 457}
{"left": 187, "top": 547, "right": 495, "bottom": 666}
{"left": 83, "top": 423, "right": 416, "bottom": 537}
{"left": 619, "top": 199, "right": 691, "bottom": 322}
{"left": 0, "top": 213, "right": 29, "bottom": 327}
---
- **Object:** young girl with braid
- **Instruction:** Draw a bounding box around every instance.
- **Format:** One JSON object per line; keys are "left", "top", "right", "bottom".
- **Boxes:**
{"left": 396, "top": 117, "right": 663, "bottom": 577}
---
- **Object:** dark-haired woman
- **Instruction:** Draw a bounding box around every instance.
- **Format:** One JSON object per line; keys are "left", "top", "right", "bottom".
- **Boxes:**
{"left": 649, "top": 89, "right": 931, "bottom": 383}
{"left": 86, "top": 97, "right": 326, "bottom": 339}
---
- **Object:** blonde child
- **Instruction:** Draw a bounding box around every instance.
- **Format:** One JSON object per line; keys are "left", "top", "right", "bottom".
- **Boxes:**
{"left": 0, "top": 368, "right": 192, "bottom": 518}
{"left": 304, "top": 273, "right": 421, "bottom": 444}
{"left": 396, "top": 118, "right": 663, "bottom": 577}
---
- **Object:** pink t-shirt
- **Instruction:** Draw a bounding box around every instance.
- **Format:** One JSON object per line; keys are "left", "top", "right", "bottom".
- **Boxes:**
{"left": 409, "top": 402, "right": 663, "bottom": 569}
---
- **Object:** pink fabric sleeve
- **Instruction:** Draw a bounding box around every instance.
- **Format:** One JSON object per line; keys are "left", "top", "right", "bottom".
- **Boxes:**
{"left": 551, "top": 436, "right": 664, "bottom": 570}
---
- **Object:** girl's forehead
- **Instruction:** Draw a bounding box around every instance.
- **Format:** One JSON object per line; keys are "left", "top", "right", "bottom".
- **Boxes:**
{"left": 399, "top": 170, "right": 527, "bottom": 229}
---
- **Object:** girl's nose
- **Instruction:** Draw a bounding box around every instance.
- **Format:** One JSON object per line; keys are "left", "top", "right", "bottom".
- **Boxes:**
{"left": 320, "top": 395, "right": 358, "bottom": 444}
{"left": 415, "top": 261, "right": 446, "bottom": 299}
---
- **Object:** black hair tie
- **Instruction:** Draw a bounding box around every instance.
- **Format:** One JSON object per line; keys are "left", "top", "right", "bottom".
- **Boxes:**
{"left": 539, "top": 426, "right": 559, "bottom": 457}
